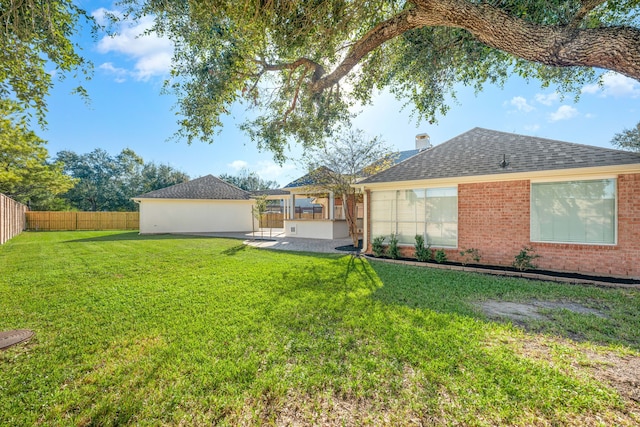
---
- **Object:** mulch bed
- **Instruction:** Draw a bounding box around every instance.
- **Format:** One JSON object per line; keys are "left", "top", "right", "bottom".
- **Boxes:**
{"left": 363, "top": 255, "right": 640, "bottom": 287}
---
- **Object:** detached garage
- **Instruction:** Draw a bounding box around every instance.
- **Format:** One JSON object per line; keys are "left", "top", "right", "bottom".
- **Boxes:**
{"left": 133, "top": 175, "right": 258, "bottom": 234}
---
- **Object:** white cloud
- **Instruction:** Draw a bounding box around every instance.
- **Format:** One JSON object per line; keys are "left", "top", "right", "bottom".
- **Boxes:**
{"left": 93, "top": 10, "right": 173, "bottom": 82}
{"left": 99, "top": 62, "right": 129, "bottom": 83}
{"left": 133, "top": 51, "right": 173, "bottom": 80}
{"left": 228, "top": 160, "right": 249, "bottom": 171}
{"left": 257, "top": 161, "right": 298, "bottom": 183}
{"left": 549, "top": 105, "right": 579, "bottom": 122}
{"left": 508, "top": 96, "right": 535, "bottom": 112}
{"left": 534, "top": 92, "right": 559, "bottom": 106}
{"left": 582, "top": 72, "right": 640, "bottom": 98}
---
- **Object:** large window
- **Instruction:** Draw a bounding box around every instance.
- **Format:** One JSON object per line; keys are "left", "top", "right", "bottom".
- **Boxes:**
{"left": 371, "top": 187, "right": 457, "bottom": 246}
{"left": 531, "top": 179, "right": 616, "bottom": 244}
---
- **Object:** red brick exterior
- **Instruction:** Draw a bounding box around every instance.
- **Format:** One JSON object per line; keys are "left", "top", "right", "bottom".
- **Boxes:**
{"left": 365, "top": 173, "right": 640, "bottom": 279}
{"left": 457, "top": 180, "right": 531, "bottom": 267}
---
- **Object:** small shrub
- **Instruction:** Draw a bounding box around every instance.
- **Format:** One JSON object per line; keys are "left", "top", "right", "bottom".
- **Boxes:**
{"left": 387, "top": 233, "right": 400, "bottom": 259}
{"left": 513, "top": 246, "right": 540, "bottom": 271}
{"left": 459, "top": 248, "right": 481, "bottom": 265}
{"left": 434, "top": 249, "right": 448, "bottom": 263}
{"left": 372, "top": 236, "right": 385, "bottom": 257}
{"left": 414, "top": 234, "right": 432, "bottom": 262}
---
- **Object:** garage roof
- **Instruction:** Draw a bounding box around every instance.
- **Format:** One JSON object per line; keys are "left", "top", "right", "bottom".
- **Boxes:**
{"left": 135, "top": 174, "right": 252, "bottom": 200}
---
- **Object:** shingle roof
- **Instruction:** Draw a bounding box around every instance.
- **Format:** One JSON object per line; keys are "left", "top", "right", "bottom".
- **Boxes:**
{"left": 135, "top": 174, "right": 251, "bottom": 200}
{"left": 283, "top": 166, "right": 333, "bottom": 189}
{"left": 251, "top": 189, "right": 290, "bottom": 197}
{"left": 360, "top": 127, "right": 640, "bottom": 184}
{"left": 394, "top": 148, "right": 421, "bottom": 164}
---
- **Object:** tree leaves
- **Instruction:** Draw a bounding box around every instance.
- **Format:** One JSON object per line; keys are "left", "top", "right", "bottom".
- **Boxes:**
{"left": 0, "top": 0, "right": 92, "bottom": 124}
{"left": 120, "top": 0, "right": 640, "bottom": 159}
{"left": 0, "top": 100, "right": 76, "bottom": 209}
{"left": 55, "top": 149, "right": 189, "bottom": 211}
{"left": 611, "top": 121, "right": 640, "bottom": 152}
{"left": 218, "top": 169, "right": 279, "bottom": 191}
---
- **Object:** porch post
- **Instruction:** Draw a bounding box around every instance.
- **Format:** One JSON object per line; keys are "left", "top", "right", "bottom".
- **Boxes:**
{"left": 329, "top": 192, "right": 335, "bottom": 220}
{"left": 282, "top": 197, "right": 287, "bottom": 222}
{"left": 290, "top": 194, "right": 296, "bottom": 219}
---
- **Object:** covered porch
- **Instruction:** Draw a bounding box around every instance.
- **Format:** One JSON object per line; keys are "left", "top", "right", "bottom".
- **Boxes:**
{"left": 279, "top": 169, "right": 350, "bottom": 240}
{"left": 282, "top": 190, "right": 349, "bottom": 239}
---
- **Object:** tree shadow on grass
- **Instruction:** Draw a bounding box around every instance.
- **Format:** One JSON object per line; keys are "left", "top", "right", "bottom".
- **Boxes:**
{"left": 341, "top": 254, "right": 380, "bottom": 292}
{"left": 63, "top": 232, "right": 217, "bottom": 243}
{"left": 366, "top": 261, "right": 640, "bottom": 351}
{"left": 221, "top": 244, "right": 248, "bottom": 256}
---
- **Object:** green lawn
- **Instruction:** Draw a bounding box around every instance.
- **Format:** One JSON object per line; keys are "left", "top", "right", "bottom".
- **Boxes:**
{"left": 1, "top": 231, "right": 639, "bottom": 426}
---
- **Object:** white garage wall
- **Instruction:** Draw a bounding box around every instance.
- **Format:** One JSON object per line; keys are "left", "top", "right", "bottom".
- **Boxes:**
{"left": 138, "top": 199, "right": 257, "bottom": 234}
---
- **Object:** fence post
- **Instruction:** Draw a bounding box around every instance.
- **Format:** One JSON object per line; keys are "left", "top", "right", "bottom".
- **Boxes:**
{"left": 0, "top": 193, "right": 27, "bottom": 245}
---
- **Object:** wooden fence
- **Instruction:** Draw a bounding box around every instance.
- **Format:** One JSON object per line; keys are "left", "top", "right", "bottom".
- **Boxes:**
{"left": 260, "top": 212, "right": 284, "bottom": 228}
{"left": 25, "top": 212, "right": 139, "bottom": 231}
{"left": 0, "top": 194, "right": 27, "bottom": 244}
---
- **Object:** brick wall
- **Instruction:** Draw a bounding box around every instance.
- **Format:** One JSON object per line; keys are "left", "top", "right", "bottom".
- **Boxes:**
{"left": 459, "top": 175, "right": 640, "bottom": 277}
{"left": 365, "top": 173, "right": 640, "bottom": 278}
{"left": 529, "top": 173, "right": 640, "bottom": 278}
{"left": 457, "top": 180, "right": 531, "bottom": 267}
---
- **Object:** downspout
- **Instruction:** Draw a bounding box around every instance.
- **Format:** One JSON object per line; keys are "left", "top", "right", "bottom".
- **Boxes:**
{"left": 360, "top": 185, "right": 368, "bottom": 252}
{"left": 329, "top": 191, "right": 335, "bottom": 220}
{"left": 132, "top": 198, "right": 141, "bottom": 234}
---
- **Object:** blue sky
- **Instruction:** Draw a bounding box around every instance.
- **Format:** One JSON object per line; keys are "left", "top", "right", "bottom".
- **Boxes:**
{"left": 41, "top": 2, "right": 640, "bottom": 187}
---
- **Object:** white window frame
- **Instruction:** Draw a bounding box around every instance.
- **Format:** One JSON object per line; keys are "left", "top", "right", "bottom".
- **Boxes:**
{"left": 371, "top": 186, "right": 458, "bottom": 248}
{"left": 530, "top": 177, "right": 618, "bottom": 246}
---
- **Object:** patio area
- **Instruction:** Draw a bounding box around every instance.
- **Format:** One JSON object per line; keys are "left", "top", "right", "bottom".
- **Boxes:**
{"left": 185, "top": 229, "right": 355, "bottom": 253}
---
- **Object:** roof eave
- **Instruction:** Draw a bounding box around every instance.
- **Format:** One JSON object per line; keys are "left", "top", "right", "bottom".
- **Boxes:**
{"left": 356, "top": 163, "right": 640, "bottom": 190}
{"left": 131, "top": 197, "right": 254, "bottom": 202}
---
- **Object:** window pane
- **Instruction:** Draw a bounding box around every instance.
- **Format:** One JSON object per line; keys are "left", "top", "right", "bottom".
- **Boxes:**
{"left": 397, "top": 221, "right": 425, "bottom": 244}
{"left": 371, "top": 191, "right": 396, "bottom": 223}
{"left": 531, "top": 179, "right": 616, "bottom": 244}
{"left": 370, "top": 187, "right": 457, "bottom": 247}
{"left": 371, "top": 221, "right": 394, "bottom": 239}
{"left": 371, "top": 191, "right": 396, "bottom": 240}
{"left": 426, "top": 187, "right": 458, "bottom": 247}
{"left": 397, "top": 189, "right": 425, "bottom": 222}
{"left": 427, "top": 222, "right": 458, "bottom": 247}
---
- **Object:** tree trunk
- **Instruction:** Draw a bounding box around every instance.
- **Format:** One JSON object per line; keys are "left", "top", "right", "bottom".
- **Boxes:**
{"left": 343, "top": 192, "right": 360, "bottom": 250}
{"left": 310, "top": 0, "right": 640, "bottom": 93}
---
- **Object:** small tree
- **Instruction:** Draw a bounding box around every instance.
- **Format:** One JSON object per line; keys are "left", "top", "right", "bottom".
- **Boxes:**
{"left": 251, "top": 194, "right": 269, "bottom": 239}
{"left": 414, "top": 234, "right": 432, "bottom": 262}
{"left": 387, "top": 233, "right": 400, "bottom": 259}
{"left": 372, "top": 236, "right": 385, "bottom": 257}
{"left": 303, "top": 127, "right": 394, "bottom": 249}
